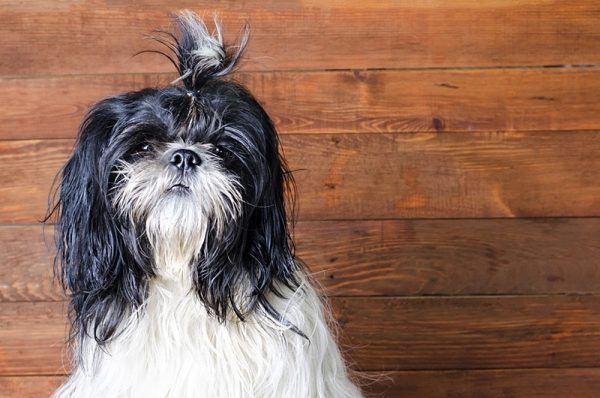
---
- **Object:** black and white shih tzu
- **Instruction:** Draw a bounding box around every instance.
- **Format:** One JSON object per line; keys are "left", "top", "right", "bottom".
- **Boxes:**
{"left": 47, "top": 11, "right": 362, "bottom": 398}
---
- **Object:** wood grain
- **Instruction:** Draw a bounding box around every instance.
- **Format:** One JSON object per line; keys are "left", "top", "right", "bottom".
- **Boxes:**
{"left": 365, "top": 368, "right": 600, "bottom": 398}
{"left": 0, "top": 302, "right": 69, "bottom": 376}
{"left": 287, "top": 132, "right": 600, "bottom": 220}
{"left": 4, "top": 296, "right": 600, "bottom": 374}
{"left": 4, "top": 68, "right": 600, "bottom": 140}
{"left": 0, "top": 227, "right": 58, "bottom": 302}
{"left": 2, "top": 1, "right": 600, "bottom": 75}
{"left": 0, "top": 376, "right": 62, "bottom": 398}
{"left": 4, "top": 219, "right": 600, "bottom": 301}
{"left": 0, "top": 140, "right": 71, "bottom": 224}
{"left": 334, "top": 295, "right": 600, "bottom": 371}
{"left": 2, "top": 132, "right": 600, "bottom": 223}
{"left": 5, "top": 369, "right": 600, "bottom": 398}
{"left": 298, "top": 218, "right": 600, "bottom": 296}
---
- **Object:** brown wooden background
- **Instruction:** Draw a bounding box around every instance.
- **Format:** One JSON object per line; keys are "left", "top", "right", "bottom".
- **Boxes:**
{"left": 1, "top": 1, "right": 600, "bottom": 397}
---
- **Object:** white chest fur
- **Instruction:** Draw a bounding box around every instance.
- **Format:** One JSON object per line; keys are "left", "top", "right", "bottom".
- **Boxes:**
{"left": 54, "top": 274, "right": 362, "bottom": 398}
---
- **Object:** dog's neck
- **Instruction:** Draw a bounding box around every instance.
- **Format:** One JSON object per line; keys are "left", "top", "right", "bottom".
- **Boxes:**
{"left": 145, "top": 200, "right": 209, "bottom": 284}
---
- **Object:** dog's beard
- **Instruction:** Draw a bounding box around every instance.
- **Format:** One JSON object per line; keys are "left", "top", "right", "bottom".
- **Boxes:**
{"left": 112, "top": 145, "right": 242, "bottom": 280}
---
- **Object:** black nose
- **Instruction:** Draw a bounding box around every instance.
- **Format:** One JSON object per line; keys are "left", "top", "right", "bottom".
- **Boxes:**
{"left": 170, "top": 149, "right": 201, "bottom": 171}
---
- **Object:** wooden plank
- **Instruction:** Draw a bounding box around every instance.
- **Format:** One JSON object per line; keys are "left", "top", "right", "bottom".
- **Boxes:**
{"left": 0, "top": 140, "right": 71, "bottom": 225}
{"left": 287, "top": 132, "right": 600, "bottom": 220}
{"left": 0, "top": 226, "right": 59, "bottom": 302}
{"left": 0, "top": 302, "right": 69, "bottom": 376}
{"left": 298, "top": 218, "right": 600, "bottom": 296}
{"left": 4, "top": 296, "right": 600, "bottom": 374}
{"left": 0, "top": 376, "right": 62, "bottom": 398}
{"left": 365, "top": 369, "right": 600, "bottom": 398}
{"left": 4, "top": 68, "right": 600, "bottom": 140}
{"left": 2, "top": 132, "right": 600, "bottom": 223}
{"left": 4, "top": 219, "right": 600, "bottom": 301}
{"left": 334, "top": 296, "right": 600, "bottom": 371}
{"left": 2, "top": 1, "right": 600, "bottom": 75}
{"left": 5, "top": 369, "right": 600, "bottom": 398}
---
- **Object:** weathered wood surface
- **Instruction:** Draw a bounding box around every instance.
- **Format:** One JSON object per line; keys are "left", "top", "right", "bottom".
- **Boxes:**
{"left": 335, "top": 295, "right": 600, "bottom": 371}
{"left": 3, "top": 68, "right": 600, "bottom": 140}
{"left": 2, "top": 1, "right": 600, "bottom": 75}
{"left": 2, "top": 132, "right": 600, "bottom": 223}
{"left": 365, "top": 368, "right": 600, "bottom": 398}
{"left": 2, "top": 1, "right": 600, "bottom": 396}
{"left": 4, "top": 296, "right": 600, "bottom": 374}
{"left": 3, "top": 219, "right": 600, "bottom": 301}
{"left": 0, "top": 376, "right": 62, "bottom": 398}
{"left": 6, "top": 368, "right": 600, "bottom": 398}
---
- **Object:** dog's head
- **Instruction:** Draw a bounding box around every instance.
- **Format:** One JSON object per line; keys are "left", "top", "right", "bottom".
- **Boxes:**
{"left": 48, "top": 12, "right": 299, "bottom": 343}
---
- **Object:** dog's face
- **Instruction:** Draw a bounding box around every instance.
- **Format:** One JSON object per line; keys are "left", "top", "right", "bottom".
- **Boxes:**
{"left": 108, "top": 85, "right": 267, "bottom": 276}
{"left": 49, "top": 14, "right": 300, "bottom": 344}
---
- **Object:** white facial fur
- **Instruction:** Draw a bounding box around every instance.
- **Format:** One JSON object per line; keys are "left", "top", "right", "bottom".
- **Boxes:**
{"left": 111, "top": 141, "right": 242, "bottom": 281}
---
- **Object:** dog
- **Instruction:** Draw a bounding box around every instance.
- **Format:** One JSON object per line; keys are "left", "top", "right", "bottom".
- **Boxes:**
{"left": 47, "top": 11, "right": 362, "bottom": 398}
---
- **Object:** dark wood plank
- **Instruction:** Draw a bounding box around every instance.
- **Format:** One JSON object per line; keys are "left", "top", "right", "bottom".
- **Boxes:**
{"left": 2, "top": 1, "right": 600, "bottom": 75}
{"left": 5, "top": 369, "right": 600, "bottom": 398}
{"left": 298, "top": 218, "right": 600, "bottom": 296}
{"left": 4, "top": 219, "right": 600, "bottom": 301}
{"left": 287, "top": 132, "right": 600, "bottom": 220}
{"left": 5, "top": 296, "right": 600, "bottom": 374}
{"left": 364, "top": 369, "right": 600, "bottom": 398}
{"left": 334, "top": 296, "right": 600, "bottom": 371}
{"left": 4, "top": 68, "right": 600, "bottom": 140}
{"left": 2, "top": 132, "right": 600, "bottom": 223}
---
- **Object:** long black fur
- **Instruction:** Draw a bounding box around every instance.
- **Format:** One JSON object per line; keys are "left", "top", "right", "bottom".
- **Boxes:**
{"left": 46, "top": 13, "right": 300, "bottom": 345}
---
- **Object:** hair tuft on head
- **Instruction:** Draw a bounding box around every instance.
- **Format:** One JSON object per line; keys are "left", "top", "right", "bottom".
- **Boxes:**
{"left": 150, "top": 11, "right": 249, "bottom": 90}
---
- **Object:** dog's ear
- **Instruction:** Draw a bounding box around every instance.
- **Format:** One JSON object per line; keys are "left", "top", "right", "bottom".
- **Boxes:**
{"left": 243, "top": 115, "right": 299, "bottom": 293}
{"left": 234, "top": 114, "right": 304, "bottom": 331}
{"left": 47, "top": 98, "right": 150, "bottom": 345}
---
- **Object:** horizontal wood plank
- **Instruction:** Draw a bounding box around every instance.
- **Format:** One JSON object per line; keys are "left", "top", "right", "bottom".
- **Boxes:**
{"left": 0, "top": 376, "right": 62, "bottom": 398}
{"left": 3, "top": 219, "right": 600, "bottom": 301}
{"left": 2, "top": 132, "right": 599, "bottom": 223}
{"left": 0, "top": 302, "right": 69, "bottom": 376}
{"left": 0, "top": 227, "right": 58, "bottom": 302}
{"left": 365, "top": 368, "right": 600, "bottom": 398}
{"left": 287, "top": 132, "right": 600, "bottom": 219}
{"left": 299, "top": 218, "right": 600, "bottom": 296}
{"left": 4, "top": 296, "right": 600, "bottom": 373}
{"left": 335, "top": 295, "right": 600, "bottom": 371}
{"left": 8, "top": 368, "right": 600, "bottom": 398}
{"left": 2, "top": 1, "right": 600, "bottom": 75}
{"left": 3, "top": 68, "right": 600, "bottom": 140}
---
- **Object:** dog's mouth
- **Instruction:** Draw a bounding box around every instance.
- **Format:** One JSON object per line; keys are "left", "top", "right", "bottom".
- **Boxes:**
{"left": 166, "top": 183, "right": 190, "bottom": 193}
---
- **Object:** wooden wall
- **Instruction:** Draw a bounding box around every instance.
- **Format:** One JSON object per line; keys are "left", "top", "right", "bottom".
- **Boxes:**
{"left": 1, "top": 1, "right": 600, "bottom": 397}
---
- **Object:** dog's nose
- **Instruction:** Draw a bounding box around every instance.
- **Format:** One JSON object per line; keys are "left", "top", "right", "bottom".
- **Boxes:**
{"left": 170, "top": 149, "right": 201, "bottom": 171}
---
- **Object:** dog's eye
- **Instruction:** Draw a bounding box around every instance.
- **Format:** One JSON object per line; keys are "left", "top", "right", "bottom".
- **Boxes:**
{"left": 212, "top": 146, "right": 225, "bottom": 157}
{"left": 140, "top": 143, "right": 154, "bottom": 152}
